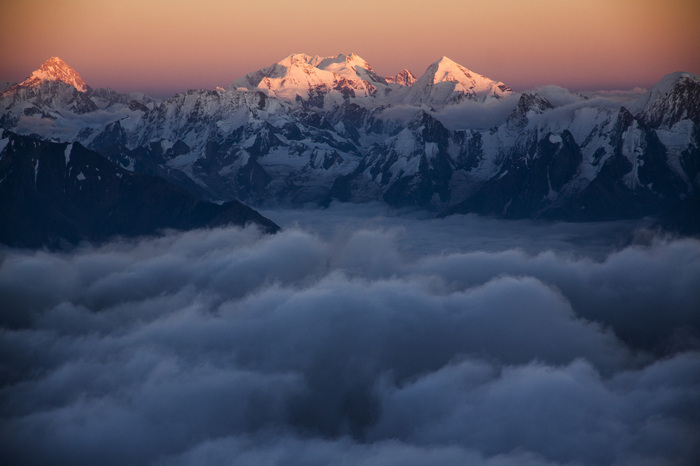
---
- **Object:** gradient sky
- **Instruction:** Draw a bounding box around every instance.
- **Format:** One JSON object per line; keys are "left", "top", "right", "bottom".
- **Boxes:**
{"left": 1, "top": 0, "right": 698, "bottom": 97}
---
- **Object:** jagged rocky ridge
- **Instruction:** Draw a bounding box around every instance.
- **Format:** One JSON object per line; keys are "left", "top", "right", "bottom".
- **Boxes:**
{"left": 0, "top": 130, "right": 279, "bottom": 248}
{"left": 2, "top": 55, "right": 699, "bottom": 233}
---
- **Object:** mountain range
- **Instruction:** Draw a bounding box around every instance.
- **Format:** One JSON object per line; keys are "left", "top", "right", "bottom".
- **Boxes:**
{"left": 0, "top": 129, "right": 279, "bottom": 248}
{"left": 1, "top": 54, "right": 699, "bottom": 242}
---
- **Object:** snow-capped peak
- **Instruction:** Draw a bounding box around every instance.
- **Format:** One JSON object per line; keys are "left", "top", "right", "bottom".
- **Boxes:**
{"left": 18, "top": 57, "right": 88, "bottom": 92}
{"left": 231, "top": 53, "right": 324, "bottom": 91}
{"left": 405, "top": 56, "right": 512, "bottom": 105}
{"left": 386, "top": 69, "right": 417, "bottom": 87}
{"left": 633, "top": 71, "right": 700, "bottom": 127}
{"left": 229, "top": 52, "right": 383, "bottom": 103}
{"left": 316, "top": 53, "right": 385, "bottom": 85}
{"left": 648, "top": 72, "right": 699, "bottom": 97}
{"left": 633, "top": 71, "right": 700, "bottom": 112}
{"left": 277, "top": 53, "right": 325, "bottom": 68}
{"left": 428, "top": 56, "right": 467, "bottom": 84}
{"left": 317, "top": 53, "right": 372, "bottom": 73}
{"left": 228, "top": 53, "right": 513, "bottom": 107}
{"left": 424, "top": 56, "right": 508, "bottom": 92}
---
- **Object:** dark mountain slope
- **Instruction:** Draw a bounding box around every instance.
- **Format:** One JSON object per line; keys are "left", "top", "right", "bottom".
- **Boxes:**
{"left": 0, "top": 131, "right": 279, "bottom": 248}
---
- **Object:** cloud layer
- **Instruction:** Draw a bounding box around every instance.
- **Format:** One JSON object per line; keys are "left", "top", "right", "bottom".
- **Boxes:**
{"left": 1, "top": 209, "right": 699, "bottom": 465}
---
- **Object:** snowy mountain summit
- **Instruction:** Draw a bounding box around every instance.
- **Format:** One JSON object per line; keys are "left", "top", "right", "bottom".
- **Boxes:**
{"left": 406, "top": 56, "right": 512, "bottom": 106}
{"left": 386, "top": 69, "right": 417, "bottom": 87}
{"left": 0, "top": 57, "right": 156, "bottom": 139}
{"left": 12, "top": 56, "right": 88, "bottom": 93}
{"left": 229, "top": 53, "right": 510, "bottom": 107}
{"left": 229, "top": 53, "right": 384, "bottom": 105}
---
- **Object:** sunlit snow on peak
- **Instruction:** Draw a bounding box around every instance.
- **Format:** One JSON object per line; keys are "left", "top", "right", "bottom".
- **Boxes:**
{"left": 18, "top": 56, "right": 89, "bottom": 92}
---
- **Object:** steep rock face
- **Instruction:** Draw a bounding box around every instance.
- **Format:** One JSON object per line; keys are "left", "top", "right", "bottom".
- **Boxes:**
{"left": 0, "top": 131, "right": 279, "bottom": 248}
{"left": 443, "top": 93, "right": 695, "bottom": 222}
{"left": 444, "top": 130, "right": 583, "bottom": 218}
{"left": 331, "top": 111, "right": 453, "bottom": 208}
{"left": 544, "top": 109, "right": 688, "bottom": 221}
{"left": 637, "top": 72, "right": 700, "bottom": 128}
{"left": 385, "top": 69, "right": 417, "bottom": 87}
{"left": 0, "top": 79, "right": 97, "bottom": 117}
{"left": 506, "top": 93, "right": 554, "bottom": 129}
{"left": 107, "top": 87, "right": 364, "bottom": 205}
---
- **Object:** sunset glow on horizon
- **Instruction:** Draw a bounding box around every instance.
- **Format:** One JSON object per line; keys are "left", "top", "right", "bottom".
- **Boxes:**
{"left": 2, "top": 0, "right": 698, "bottom": 97}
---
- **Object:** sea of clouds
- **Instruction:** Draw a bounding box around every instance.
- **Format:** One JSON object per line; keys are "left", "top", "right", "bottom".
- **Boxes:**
{"left": 1, "top": 204, "right": 699, "bottom": 465}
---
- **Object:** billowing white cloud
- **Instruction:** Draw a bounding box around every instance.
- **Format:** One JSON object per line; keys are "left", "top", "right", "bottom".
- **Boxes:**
{"left": 1, "top": 207, "right": 699, "bottom": 465}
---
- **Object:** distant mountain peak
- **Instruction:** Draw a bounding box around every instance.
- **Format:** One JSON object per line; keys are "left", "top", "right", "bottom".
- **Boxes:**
{"left": 229, "top": 52, "right": 382, "bottom": 101}
{"left": 426, "top": 56, "right": 479, "bottom": 85}
{"left": 19, "top": 57, "right": 88, "bottom": 92}
{"left": 436, "top": 56, "right": 458, "bottom": 65}
{"left": 229, "top": 53, "right": 513, "bottom": 106}
{"left": 406, "top": 56, "right": 512, "bottom": 105}
{"left": 636, "top": 71, "right": 700, "bottom": 127}
{"left": 317, "top": 52, "right": 380, "bottom": 82}
{"left": 277, "top": 53, "right": 323, "bottom": 68}
{"left": 642, "top": 71, "right": 700, "bottom": 105}
{"left": 386, "top": 69, "right": 417, "bottom": 87}
{"left": 335, "top": 53, "right": 372, "bottom": 70}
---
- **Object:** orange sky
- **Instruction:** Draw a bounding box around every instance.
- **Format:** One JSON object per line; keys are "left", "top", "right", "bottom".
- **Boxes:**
{"left": 1, "top": 0, "right": 698, "bottom": 97}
